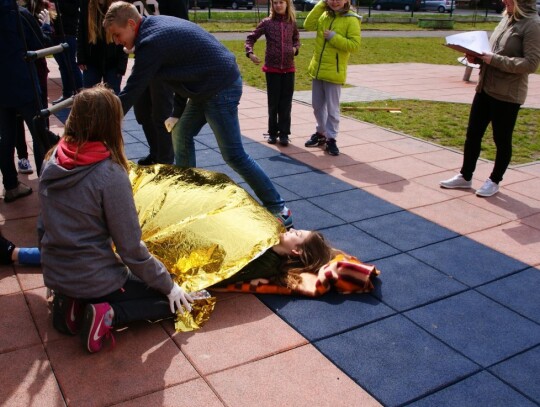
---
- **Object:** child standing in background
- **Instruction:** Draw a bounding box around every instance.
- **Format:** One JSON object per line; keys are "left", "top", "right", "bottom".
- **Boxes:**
{"left": 77, "top": 0, "right": 128, "bottom": 93}
{"left": 303, "top": 0, "right": 361, "bottom": 156}
{"left": 245, "top": 0, "right": 300, "bottom": 146}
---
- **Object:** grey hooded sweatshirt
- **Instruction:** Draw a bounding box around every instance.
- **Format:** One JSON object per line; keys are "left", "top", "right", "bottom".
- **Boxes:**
{"left": 477, "top": 0, "right": 540, "bottom": 104}
{"left": 39, "top": 154, "right": 174, "bottom": 299}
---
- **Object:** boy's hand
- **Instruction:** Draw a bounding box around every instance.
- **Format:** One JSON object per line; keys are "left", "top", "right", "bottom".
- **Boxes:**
{"left": 164, "top": 117, "right": 179, "bottom": 132}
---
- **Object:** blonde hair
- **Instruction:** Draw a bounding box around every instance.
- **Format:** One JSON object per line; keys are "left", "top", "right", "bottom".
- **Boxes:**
{"left": 61, "top": 84, "right": 129, "bottom": 171}
{"left": 279, "top": 231, "right": 338, "bottom": 289}
{"left": 270, "top": 0, "right": 296, "bottom": 22}
{"left": 103, "top": 1, "right": 141, "bottom": 30}
{"left": 87, "top": 0, "right": 115, "bottom": 44}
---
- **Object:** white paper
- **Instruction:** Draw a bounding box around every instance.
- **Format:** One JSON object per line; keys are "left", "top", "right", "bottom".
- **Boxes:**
{"left": 445, "top": 31, "right": 491, "bottom": 57}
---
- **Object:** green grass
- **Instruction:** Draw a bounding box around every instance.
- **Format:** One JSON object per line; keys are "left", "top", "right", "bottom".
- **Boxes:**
{"left": 221, "top": 37, "right": 540, "bottom": 164}
{"left": 341, "top": 100, "right": 540, "bottom": 164}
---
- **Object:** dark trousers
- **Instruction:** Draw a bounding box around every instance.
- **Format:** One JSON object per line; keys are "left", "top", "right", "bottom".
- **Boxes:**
{"left": 461, "top": 91, "right": 520, "bottom": 184}
{"left": 88, "top": 275, "right": 173, "bottom": 326}
{"left": 0, "top": 102, "right": 55, "bottom": 188}
{"left": 265, "top": 72, "right": 295, "bottom": 136}
{"left": 52, "top": 35, "right": 82, "bottom": 97}
{"left": 133, "top": 81, "right": 177, "bottom": 164}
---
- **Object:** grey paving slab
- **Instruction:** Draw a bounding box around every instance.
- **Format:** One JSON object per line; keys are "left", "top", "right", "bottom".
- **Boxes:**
{"left": 477, "top": 268, "right": 540, "bottom": 324}
{"left": 315, "top": 315, "right": 479, "bottom": 407}
{"left": 285, "top": 199, "right": 345, "bottom": 231}
{"left": 489, "top": 346, "right": 540, "bottom": 404}
{"left": 308, "top": 188, "right": 403, "bottom": 223}
{"left": 273, "top": 170, "right": 355, "bottom": 199}
{"left": 409, "top": 371, "right": 538, "bottom": 407}
{"left": 354, "top": 210, "right": 459, "bottom": 252}
{"left": 372, "top": 253, "right": 467, "bottom": 311}
{"left": 405, "top": 291, "right": 540, "bottom": 367}
{"left": 257, "top": 292, "right": 394, "bottom": 342}
{"left": 320, "top": 224, "right": 400, "bottom": 263}
{"left": 409, "top": 236, "right": 529, "bottom": 287}
{"left": 256, "top": 155, "right": 315, "bottom": 178}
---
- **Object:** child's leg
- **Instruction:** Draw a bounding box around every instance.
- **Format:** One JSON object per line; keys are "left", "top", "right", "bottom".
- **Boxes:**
{"left": 312, "top": 79, "right": 327, "bottom": 136}
{"left": 15, "top": 115, "right": 28, "bottom": 160}
{"left": 265, "top": 72, "right": 280, "bottom": 137}
{"left": 323, "top": 81, "right": 342, "bottom": 139}
{"left": 88, "top": 275, "right": 173, "bottom": 326}
{"left": 278, "top": 72, "right": 295, "bottom": 136}
{"left": 80, "top": 275, "right": 174, "bottom": 353}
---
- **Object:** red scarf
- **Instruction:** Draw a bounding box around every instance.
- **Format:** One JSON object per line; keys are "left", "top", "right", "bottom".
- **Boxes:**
{"left": 56, "top": 138, "right": 111, "bottom": 169}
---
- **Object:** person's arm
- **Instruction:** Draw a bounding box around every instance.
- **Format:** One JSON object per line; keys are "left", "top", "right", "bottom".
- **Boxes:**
{"left": 292, "top": 21, "right": 300, "bottom": 55}
{"left": 486, "top": 23, "right": 540, "bottom": 74}
{"left": 326, "top": 16, "right": 361, "bottom": 53}
{"left": 245, "top": 19, "right": 265, "bottom": 63}
{"left": 303, "top": 0, "right": 326, "bottom": 32}
{"left": 118, "top": 40, "right": 163, "bottom": 115}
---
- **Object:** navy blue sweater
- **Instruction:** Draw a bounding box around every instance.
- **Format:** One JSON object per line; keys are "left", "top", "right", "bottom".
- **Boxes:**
{"left": 119, "top": 15, "right": 240, "bottom": 115}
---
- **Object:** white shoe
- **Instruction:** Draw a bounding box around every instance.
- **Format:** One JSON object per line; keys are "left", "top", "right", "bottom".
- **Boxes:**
{"left": 476, "top": 179, "right": 499, "bottom": 197}
{"left": 440, "top": 174, "right": 472, "bottom": 189}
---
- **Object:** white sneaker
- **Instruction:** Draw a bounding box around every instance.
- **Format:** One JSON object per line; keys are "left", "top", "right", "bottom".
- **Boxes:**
{"left": 440, "top": 174, "right": 472, "bottom": 189}
{"left": 476, "top": 179, "right": 499, "bottom": 197}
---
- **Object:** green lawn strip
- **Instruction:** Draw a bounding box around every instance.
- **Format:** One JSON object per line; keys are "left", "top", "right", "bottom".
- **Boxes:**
{"left": 340, "top": 99, "right": 540, "bottom": 165}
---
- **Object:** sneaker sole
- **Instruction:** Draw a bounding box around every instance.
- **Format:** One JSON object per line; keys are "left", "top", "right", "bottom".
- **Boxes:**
{"left": 439, "top": 183, "right": 472, "bottom": 189}
{"left": 475, "top": 189, "right": 499, "bottom": 197}
{"left": 18, "top": 169, "right": 34, "bottom": 174}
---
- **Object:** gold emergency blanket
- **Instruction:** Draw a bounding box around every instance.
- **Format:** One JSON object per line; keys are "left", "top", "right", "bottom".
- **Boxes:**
{"left": 129, "top": 163, "right": 283, "bottom": 331}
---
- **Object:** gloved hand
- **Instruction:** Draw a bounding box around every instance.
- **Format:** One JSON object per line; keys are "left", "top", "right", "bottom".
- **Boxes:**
{"left": 164, "top": 117, "right": 179, "bottom": 132}
{"left": 38, "top": 9, "right": 50, "bottom": 26}
{"left": 167, "top": 283, "right": 193, "bottom": 313}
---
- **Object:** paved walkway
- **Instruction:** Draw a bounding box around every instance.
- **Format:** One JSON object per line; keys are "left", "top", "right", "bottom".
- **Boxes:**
{"left": 1, "top": 57, "right": 539, "bottom": 406}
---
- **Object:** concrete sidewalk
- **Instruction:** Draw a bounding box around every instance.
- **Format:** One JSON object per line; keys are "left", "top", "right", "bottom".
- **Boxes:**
{"left": 1, "top": 59, "right": 539, "bottom": 406}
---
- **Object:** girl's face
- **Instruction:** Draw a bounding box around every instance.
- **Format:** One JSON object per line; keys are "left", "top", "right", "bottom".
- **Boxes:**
{"left": 279, "top": 229, "right": 311, "bottom": 254}
{"left": 327, "top": 0, "right": 347, "bottom": 11}
{"left": 272, "top": 0, "right": 288, "bottom": 14}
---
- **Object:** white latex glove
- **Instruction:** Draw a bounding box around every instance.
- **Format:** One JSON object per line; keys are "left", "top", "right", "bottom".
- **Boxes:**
{"left": 38, "top": 9, "right": 50, "bottom": 25}
{"left": 167, "top": 282, "right": 193, "bottom": 313}
{"left": 164, "top": 117, "right": 179, "bottom": 132}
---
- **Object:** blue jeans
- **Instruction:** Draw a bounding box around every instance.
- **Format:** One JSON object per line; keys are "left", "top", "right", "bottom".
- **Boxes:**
{"left": 83, "top": 65, "right": 122, "bottom": 94}
{"left": 52, "top": 35, "right": 82, "bottom": 97}
{"left": 172, "top": 76, "right": 285, "bottom": 214}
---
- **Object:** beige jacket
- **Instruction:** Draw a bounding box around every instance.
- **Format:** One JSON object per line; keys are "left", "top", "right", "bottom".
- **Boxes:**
{"left": 477, "top": 0, "right": 540, "bottom": 105}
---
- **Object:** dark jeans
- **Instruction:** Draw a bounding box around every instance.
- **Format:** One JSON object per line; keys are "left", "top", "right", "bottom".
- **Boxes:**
{"left": 83, "top": 65, "right": 122, "bottom": 94}
{"left": 87, "top": 275, "right": 173, "bottom": 326}
{"left": 0, "top": 102, "right": 55, "bottom": 188}
{"left": 461, "top": 91, "right": 520, "bottom": 184}
{"left": 134, "top": 81, "right": 177, "bottom": 164}
{"left": 265, "top": 72, "right": 294, "bottom": 136}
{"left": 52, "top": 35, "right": 83, "bottom": 97}
{"left": 15, "top": 115, "right": 28, "bottom": 160}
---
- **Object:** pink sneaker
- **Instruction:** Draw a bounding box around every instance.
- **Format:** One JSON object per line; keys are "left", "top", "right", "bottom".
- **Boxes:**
{"left": 80, "top": 303, "right": 115, "bottom": 353}
{"left": 52, "top": 294, "right": 84, "bottom": 335}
